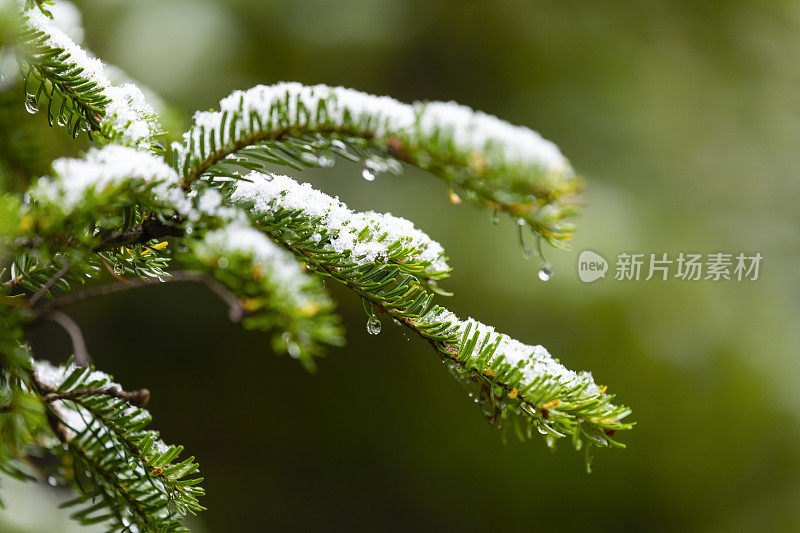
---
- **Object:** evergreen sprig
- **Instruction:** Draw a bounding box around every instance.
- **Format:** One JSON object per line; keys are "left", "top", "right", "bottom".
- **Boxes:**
{"left": 223, "top": 171, "right": 631, "bottom": 455}
{"left": 0, "top": 1, "right": 633, "bottom": 529}
{"left": 173, "top": 83, "right": 582, "bottom": 244}
{"left": 17, "top": 14, "right": 109, "bottom": 138}
{"left": 33, "top": 361, "right": 204, "bottom": 531}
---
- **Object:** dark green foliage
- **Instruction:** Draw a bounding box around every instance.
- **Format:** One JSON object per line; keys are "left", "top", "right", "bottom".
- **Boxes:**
{"left": 38, "top": 363, "right": 204, "bottom": 531}
{"left": 0, "top": 1, "right": 633, "bottom": 529}
{"left": 17, "top": 10, "right": 109, "bottom": 139}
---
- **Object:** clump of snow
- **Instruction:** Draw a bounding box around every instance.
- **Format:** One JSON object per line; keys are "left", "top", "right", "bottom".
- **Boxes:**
{"left": 23, "top": 7, "right": 159, "bottom": 146}
{"left": 194, "top": 222, "right": 314, "bottom": 305}
{"left": 33, "top": 359, "right": 117, "bottom": 438}
{"left": 33, "top": 359, "right": 118, "bottom": 391}
{"left": 29, "top": 145, "right": 180, "bottom": 212}
{"left": 418, "top": 101, "right": 567, "bottom": 172}
{"left": 32, "top": 360, "right": 160, "bottom": 447}
{"left": 190, "top": 187, "right": 245, "bottom": 223}
{"left": 104, "top": 84, "right": 160, "bottom": 144}
{"left": 230, "top": 172, "right": 449, "bottom": 272}
{"left": 424, "top": 308, "right": 601, "bottom": 395}
{"left": 174, "top": 82, "right": 569, "bottom": 177}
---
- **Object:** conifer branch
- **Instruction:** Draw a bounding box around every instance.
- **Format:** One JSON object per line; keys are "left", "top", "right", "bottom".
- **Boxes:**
{"left": 32, "top": 360, "right": 204, "bottom": 532}
{"left": 224, "top": 171, "right": 631, "bottom": 453}
{"left": 0, "top": 1, "right": 634, "bottom": 527}
{"left": 173, "top": 83, "right": 582, "bottom": 244}
{"left": 15, "top": 4, "right": 160, "bottom": 145}
{"left": 40, "top": 386, "right": 151, "bottom": 407}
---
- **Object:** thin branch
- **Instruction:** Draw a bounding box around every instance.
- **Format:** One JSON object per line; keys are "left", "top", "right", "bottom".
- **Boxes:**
{"left": 33, "top": 271, "right": 246, "bottom": 323}
{"left": 48, "top": 310, "right": 91, "bottom": 366}
{"left": 28, "top": 261, "right": 71, "bottom": 306}
{"left": 41, "top": 386, "right": 151, "bottom": 407}
{"left": 94, "top": 214, "right": 184, "bottom": 252}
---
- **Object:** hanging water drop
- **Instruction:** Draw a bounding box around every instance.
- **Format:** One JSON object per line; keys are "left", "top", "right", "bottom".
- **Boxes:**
{"left": 538, "top": 262, "right": 553, "bottom": 281}
{"left": 24, "top": 95, "right": 38, "bottom": 114}
{"left": 47, "top": 476, "right": 57, "bottom": 486}
{"left": 318, "top": 155, "right": 334, "bottom": 167}
{"left": 448, "top": 187, "right": 462, "bottom": 205}
{"left": 517, "top": 222, "right": 531, "bottom": 259}
{"left": 366, "top": 317, "right": 381, "bottom": 335}
{"left": 286, "top": 341, "right": 301, "bottom": 359}
{"left": 490, "top": 210, "right": 500, "bottom": 225}
{"left": 361, "top": 168, "right": 375, "bottom": 181}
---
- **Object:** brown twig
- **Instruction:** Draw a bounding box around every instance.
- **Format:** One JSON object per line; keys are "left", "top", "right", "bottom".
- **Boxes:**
{"left": 40, "top": 386, "right": 151, "bottom": 407}
{"left": 28, "top": 262, "right": 72, "bottom": 306}
{"left": 93, "top": 214, "right": 184, "bottom": 252}
{"left": 48, "top": 310, "right": 91, "bottom": 366}
{"left": 32, "top": 271, "right": 246, "bottom": 323}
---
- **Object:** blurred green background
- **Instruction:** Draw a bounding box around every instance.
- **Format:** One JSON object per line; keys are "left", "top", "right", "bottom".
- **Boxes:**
{"left": 5, "top": 0, "right": 800, "bottom": 531}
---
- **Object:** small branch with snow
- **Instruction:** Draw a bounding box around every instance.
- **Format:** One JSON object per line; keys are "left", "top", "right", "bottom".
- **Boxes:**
{"left": 39, "top": 385, "right": 151, "bottom": 407}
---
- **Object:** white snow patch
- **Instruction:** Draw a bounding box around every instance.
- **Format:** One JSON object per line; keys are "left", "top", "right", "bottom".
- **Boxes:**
{"left": 30, "top": 145, "right": 179, "bottom": 212}
{"left": 23, "top": 7, "right": 159, "bottom": 146}
{"left": 425, "top": 309, "right": 601, "bottom": 395}
{"left": 195, "top": 222, "right": 314, "bottom": 305}
{"left": 174, "top": 82, "right": 569, "bottom": 176}
{"left": 231, "top": 172, "right": 449, "bottom": 272}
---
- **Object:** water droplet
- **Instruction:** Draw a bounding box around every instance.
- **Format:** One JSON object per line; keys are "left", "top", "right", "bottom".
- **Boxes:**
{"left": 516, "top": 218, "right": 526, "bottom": 226}
{"left": 538, "top": 263, "right": 553, "bottom": 282}
{"left": 366, "top": 317, "right": 381, "bottom": 335}
{"left": 24, "top": 95, "right": 38, "bottom": 114}
{"left": 47, "top": 476, "right": 57, "bottom": 486}
{"left": 318, "top": 155, "right": 335, "bottom": 167}
{"left": 300, "top": 152, "right": 319, "bottom": 165}
{"left": 386, "top": 159, "right": 403, "bottom": 174}
{"left": 490, "top": 211, "right": 500, "bottom": 225}
{"left": 584, "top": 451, "right": 594, "bottom": 473}
{"left": 361, "top": 168, "right": 375, "bottom": 181}
{"left": 217, "top": 257, "right": 229, "bottom": 269}
{"left": 448, "top": 190, "right": 462, "bottom": 205}
{"left": 365, "top": 157, "right": 387, "bottom": 173}
{"left": 287, "top": 341, "right": 301, "bottom": 359}
{"left": 517, "top": 223, "right": 532, "bottom": 259}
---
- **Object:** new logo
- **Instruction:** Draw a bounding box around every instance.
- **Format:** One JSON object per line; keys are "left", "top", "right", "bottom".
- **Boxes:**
{"left": 578, "top": 250, "right": 608, "bottom": 282}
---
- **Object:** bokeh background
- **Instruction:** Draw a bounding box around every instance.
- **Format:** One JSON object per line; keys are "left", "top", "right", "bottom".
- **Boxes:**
{"left": 4, "top": 0, "right": 800, "bottom": 531}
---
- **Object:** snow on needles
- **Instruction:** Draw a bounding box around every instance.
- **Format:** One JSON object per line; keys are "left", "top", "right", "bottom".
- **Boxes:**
{"left": 33, "top": 359, "right": 118, "bottom": 392}
{"left": 23, "top": 7, "right": 159, "bottom": 146}
{"left": 194, "top": 222, "right": 316, "bottom": 306}
{"left": 427, "top": 308, "right": 602, "bottom": 396}
{"left": 30, "top": 145, "right": 180, "bottom": 212}
{"left": 231, "top": 172, "right": 450, "bottom": 272}
{"left": 32, "top": 360, "right": 170, "bottom": 454}
{"left": 174, "top": 82, "right": 570, "bottom": 176}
